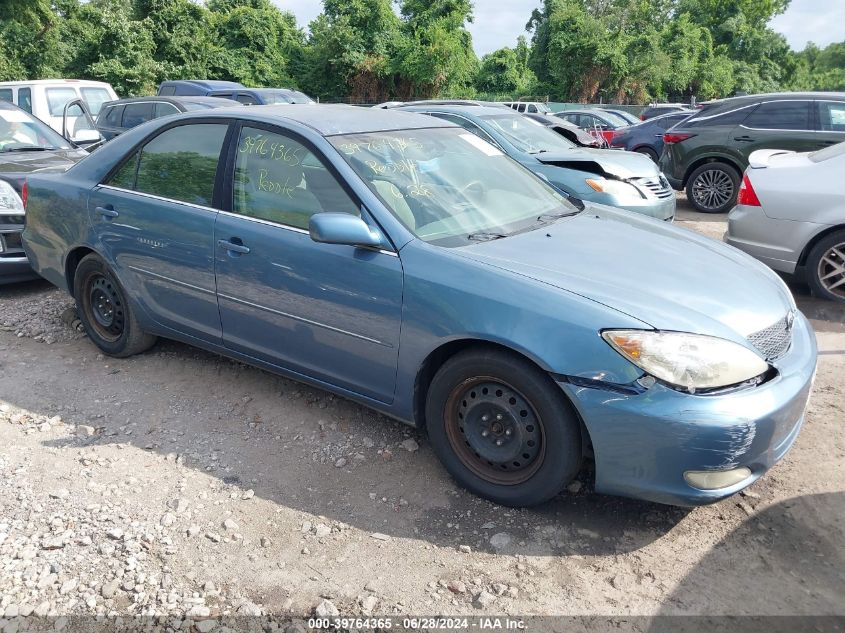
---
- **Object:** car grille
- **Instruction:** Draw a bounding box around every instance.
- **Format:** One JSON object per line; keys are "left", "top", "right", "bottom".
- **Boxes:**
{"left": 747, "top": 313, "right": 794, "bottom": 361}
{"left": 632, "top": 175, "right": 674, "bottom": 199}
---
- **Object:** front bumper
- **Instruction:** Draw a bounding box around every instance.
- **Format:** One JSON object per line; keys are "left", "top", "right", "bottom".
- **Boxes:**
{"left": 586, "top": 191, "right": 676, "bottom": 221}
{"left": 559, "top": 311, "right": 817, "bottom": 506}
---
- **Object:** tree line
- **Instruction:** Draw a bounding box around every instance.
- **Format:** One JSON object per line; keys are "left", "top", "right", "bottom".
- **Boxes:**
{"left": 1, "top": 0, "right": 843, "bottom": 104}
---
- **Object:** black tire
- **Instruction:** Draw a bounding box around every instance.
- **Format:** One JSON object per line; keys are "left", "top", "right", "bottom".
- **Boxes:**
{"left": 685, "top": 162, "right": 740, "bottom": 213}
{"left": 74, "top": 254, "right": 157, "bottom": 357}
{"left": 425, "top": 347, "right": 582, "bottom": 507}
{"left": 635, "top": 146, "right": 659, "bottom": 162}
{"left": 806, "top": 230, "right": 845, "bottom": 303}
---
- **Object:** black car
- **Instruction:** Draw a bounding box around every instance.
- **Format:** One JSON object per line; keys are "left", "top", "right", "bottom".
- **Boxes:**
{"left": 96, "top": 96, "right": 241, "bottom": 141}
{"left": 610, "top": 111, "right": 694, "bottom": 161}
{"left": 523, "top": 113, "right": 607, "bottom": 148}
{"left": 639, "top": 104, "right": 689, "bottom": 121}
{"left": 660, "top": 91, "right": 845, "bottom": 212}
{"left": 0, "top": 101, "right": 88, "bottom": 283}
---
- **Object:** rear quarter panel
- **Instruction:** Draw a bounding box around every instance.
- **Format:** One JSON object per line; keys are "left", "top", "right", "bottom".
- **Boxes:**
{"left": 21, "top": 174, "right": 91, "bottom": 292}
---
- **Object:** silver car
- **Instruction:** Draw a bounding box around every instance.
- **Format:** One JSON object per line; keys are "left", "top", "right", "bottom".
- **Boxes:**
{"left": 726, "top": 142, "right": 845, "bottom": 302}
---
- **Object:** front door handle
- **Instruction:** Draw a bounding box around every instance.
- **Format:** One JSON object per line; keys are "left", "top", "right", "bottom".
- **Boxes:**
{"left": 217, "top": 239, "right": 250, "bottom": 254}
{"left": 734, "top": 135, "right": 754, "bottom": 142}
{"left": 96, "top": 205, "right": 119, "bottom": 220}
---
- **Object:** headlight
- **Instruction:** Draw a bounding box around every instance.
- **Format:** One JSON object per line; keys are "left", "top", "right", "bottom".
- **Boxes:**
{"left": 585, "top": 178, "right": 643, "bottom": 199}
{"left": 602, "top": 330, "right": 769, "bottom": 393}
{"left": 0, "top": 179, "right": 24, "bottom": 216}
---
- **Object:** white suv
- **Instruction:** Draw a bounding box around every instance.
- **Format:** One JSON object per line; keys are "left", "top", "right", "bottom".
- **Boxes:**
{"left": 0, "top": 79, "right": 116, "bottom": 142}
{"left": 501, "top": 101, "right": 552, "bottom": 115}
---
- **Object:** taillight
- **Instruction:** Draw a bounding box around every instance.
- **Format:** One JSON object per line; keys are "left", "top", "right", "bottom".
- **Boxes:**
{"left": 736, "top": 173, "right": 761, "bottom": 207}
{"left": 640, "top": 115, "right": 646, "bottom": 120}
{"left": 601, "top": 130, "right": 616, "bottom": 143}
{"left": 663, "top": 132, "right": 695, "bottom": 144}
{"left": 21, "top": 180, "right": 27, "bottom": 209}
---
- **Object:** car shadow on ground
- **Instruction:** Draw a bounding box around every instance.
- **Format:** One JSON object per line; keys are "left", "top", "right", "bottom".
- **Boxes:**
{"left": 12, "top": 331, "right": 693, "bottom": 558}
{"left": 652, "top": 491, "right": 844, "bottom": 625}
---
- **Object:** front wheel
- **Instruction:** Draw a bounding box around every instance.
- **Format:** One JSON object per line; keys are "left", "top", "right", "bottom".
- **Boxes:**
{"left": 806, "top": 230, "right": 845, "bottom": 302}
{"left": 686, "top": 162, "right": 740, "bottom": 213}
{"left": 425, "top": 348, "right": 582, "bottom": 507}
{"left": 74, "top": 254, "right": 157, "bottom": 357}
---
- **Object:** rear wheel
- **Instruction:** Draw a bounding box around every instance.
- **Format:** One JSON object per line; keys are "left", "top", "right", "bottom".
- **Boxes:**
{"left": 635, "top": 146, "right": 659, "bottom": 162}
{"left": 425, "top": 348, "right": 582, "bottom": 507}
{"left": 806, "top": 230, "right": 845, "bottom": 303}
{"left": 686, "top": 162, "right": 740, "bottom": 213}
{"left": 74, "top": 254, "right": 157, "bottom": 357}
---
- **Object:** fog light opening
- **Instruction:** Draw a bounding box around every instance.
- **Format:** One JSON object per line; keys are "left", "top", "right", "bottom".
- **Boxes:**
{"left": 684, "top": 467, "right": 752, "bottom": 490}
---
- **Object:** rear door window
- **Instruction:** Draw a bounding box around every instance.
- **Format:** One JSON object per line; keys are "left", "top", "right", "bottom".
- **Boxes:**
{"left": 236, "top": 93, "right": 259, "bottom": 105}
{"left": 154, "top": 102, "right": 180, "bottom": 118}
{"left": 159, "top": 85, "right": 177, "bottom": 96}
{"left": 0, "top": 89, "right": 12, "bottom": 103}
{"left": 101, "top": 104, "right": 124, "bottom": 127}
{"left": 17, "top": 88, "right": 32, "bottom": 113}
{"left": 685, "top": 105, "right": 755, "bottom": 128}
{"left": 122, "top": 103, "right": 155, "bottom": 129}
{"left": 124, "top": 123, "right": 228, "bottom": 206}
{"left": 816, "top": 101, "right": 845, "bottom": 132}
{"left": 46, "top": 88, "right": 79, "bottom": 116}
{"left": 744, "top": 101, "right": 811, "bottom": 130}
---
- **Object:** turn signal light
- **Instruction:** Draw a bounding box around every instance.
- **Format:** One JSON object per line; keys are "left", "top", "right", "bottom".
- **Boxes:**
{"left": 736, "top": 173, "right": 761, "bottom": 207}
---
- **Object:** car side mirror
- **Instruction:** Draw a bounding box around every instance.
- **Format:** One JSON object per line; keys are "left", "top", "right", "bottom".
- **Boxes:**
{"left": 72, "top": 129, "right": 103, "bottom": 145}
{"left": 309, "top": 213, "right": 384, "bottom": 249}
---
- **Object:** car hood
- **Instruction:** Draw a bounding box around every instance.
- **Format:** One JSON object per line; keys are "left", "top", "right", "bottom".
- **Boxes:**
{"left": 0, "top": 148, "right": 87, "bottom": 174}
{"left": 534, "top": 147, "right": 658, "bottom": 179}
{"left": 454, "top": 206, "right": 793, "bottom": 343}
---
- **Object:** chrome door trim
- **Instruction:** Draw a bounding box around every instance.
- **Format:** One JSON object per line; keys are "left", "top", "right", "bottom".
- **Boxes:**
{"left": 127, "top": 265, "right": 216, "bottom": 296}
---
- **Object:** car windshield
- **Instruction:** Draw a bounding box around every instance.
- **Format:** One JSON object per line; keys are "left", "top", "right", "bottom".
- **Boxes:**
{"left": 595, "top": 110, "right": 629, "bottom": 127}
{"left": 0, "top": 108, "right": 72, "bottom": 152}
{"left": 536, "top": 103, "right": 551, "bottom": 114}
{"left": 331, "top": 127, "right": 579, "bottom": 247}
{"left": 479, "top": 113, "right": 575, "bottom": 153}
{"left": 80, "top": 88, "right": 112, "bottom": 116}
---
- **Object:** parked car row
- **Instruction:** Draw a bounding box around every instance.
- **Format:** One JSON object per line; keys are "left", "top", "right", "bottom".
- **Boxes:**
{"left": 18, "top": 104, "right": 817, "bottom": 510}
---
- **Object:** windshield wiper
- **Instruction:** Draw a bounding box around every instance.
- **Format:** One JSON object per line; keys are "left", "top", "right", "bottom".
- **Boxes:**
{"left": 467, "top": 232, "right": 507, "bottom": 241}
{"left": 537, "top": 209, "right": 580, "bottom": 222}
{"left": 0, "top": 146, "right": 55, "bottom": 153}
{"left": 528, "top": 149, "right": 549, "bottom": 155}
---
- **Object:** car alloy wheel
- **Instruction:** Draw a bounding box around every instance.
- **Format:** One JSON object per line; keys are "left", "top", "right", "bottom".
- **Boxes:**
{"left": 817, "top": 241, "right": 845, "bottom": 300}
{"left": 444, "top": 377, "right": 545, "bottom": 485}
{"left": 691, "top": 168, "right": 735, "bottom": 211}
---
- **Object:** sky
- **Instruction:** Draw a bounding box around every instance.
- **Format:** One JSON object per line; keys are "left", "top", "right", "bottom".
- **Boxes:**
{"left": 276, "top": 0, "right": 845, "bottom": 56}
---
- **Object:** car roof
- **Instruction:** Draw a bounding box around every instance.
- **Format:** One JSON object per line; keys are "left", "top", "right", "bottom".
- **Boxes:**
{"left": 181, "top": 103, "right": 455, "bottom": 136}
{"left": 701, "top": 92, "right": 845, "bottom": 108}
{"left": 101, "top": 96, "right": 238, "bottom": 107}
{"left": 160, "top": 80, "right": 245, "bottom": 90}
{"left": 0, "top": 78, "right": 113, "bottom": 88}
{"left": 399, "top": 104, "right": 511, "bottom": 117}
{"left": 557, "top": 109, "right": 613, "bottom": 117}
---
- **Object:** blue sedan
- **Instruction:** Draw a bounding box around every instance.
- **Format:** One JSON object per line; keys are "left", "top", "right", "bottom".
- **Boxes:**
{"left": 610, "top": 111, "right": 694, "bottom": 162}
{"left": 22, "top": 105, "right": 816, "bottom": 507}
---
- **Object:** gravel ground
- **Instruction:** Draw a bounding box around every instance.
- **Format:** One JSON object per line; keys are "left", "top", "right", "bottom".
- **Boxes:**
{"left": 0, "top": 205, "right": 843, "bottom": 631}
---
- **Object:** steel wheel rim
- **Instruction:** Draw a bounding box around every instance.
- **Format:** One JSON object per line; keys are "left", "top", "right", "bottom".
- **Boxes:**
{"left": 691, "top": 168, "right": 734, "bottom": 210}
{"left": 83, "top": 272, "right": 125, "bottom": 342}
{"left": 444, "top": 377, "right": 546, "bottom": 486}
{"left": 818, "top": 241, "right": 845, "bottom": 299}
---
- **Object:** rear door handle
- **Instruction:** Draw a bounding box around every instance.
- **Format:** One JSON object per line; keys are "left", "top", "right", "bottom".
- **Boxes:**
{"left": 217, "top": 239, "right": 250, "bottom": 254}
{"left": 96, "top": 205, "right": 119, "bottom": 220}
{"left": 734, "top": 135, "right": 754, "bottom": 142}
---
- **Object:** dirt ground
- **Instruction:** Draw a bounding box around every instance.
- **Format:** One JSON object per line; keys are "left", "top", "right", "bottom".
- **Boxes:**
{"left": 1, "top": 199, "right": 843, "bottom": 629}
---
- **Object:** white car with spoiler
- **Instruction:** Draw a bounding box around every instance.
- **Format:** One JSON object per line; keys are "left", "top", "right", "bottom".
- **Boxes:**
{"left": 726, "top": 142, "right": 845, "bottom": 302}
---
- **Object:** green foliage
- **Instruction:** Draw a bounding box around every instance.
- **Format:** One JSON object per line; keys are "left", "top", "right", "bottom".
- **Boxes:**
{"left": 0, "top": 0, "right": 841, "bottom": 104}
{"left": 477, "top": 40, "right": 537, "bottom": 94}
